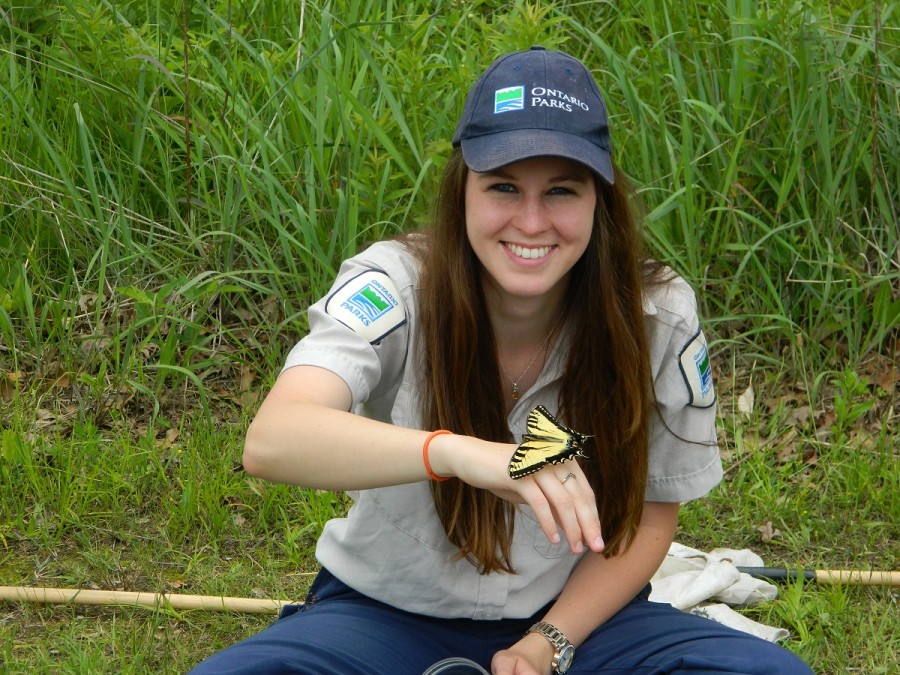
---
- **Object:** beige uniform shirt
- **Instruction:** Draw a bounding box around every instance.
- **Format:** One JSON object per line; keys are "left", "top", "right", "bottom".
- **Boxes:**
{"left": 283, "top": 241, "right": 722, "bottom": 619}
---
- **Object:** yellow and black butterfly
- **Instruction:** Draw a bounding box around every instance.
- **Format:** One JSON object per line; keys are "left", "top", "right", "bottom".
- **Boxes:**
{"left": 508, "top": 405, "right": 592, "bottom": 479}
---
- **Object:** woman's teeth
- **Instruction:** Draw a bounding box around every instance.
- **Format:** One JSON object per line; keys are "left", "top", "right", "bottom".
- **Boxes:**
{"left": 505, "top": 243, "right": 553, "bottom": 260}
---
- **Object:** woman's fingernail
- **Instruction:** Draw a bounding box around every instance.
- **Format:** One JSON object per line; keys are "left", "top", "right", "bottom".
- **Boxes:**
{"left": 594, "top": 536, "right": 605, "bottom": 550}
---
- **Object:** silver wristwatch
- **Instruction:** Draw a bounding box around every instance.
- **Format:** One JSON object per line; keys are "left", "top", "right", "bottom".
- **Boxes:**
{"left": 527, "top": 621, "right": 575, "bottom": 674}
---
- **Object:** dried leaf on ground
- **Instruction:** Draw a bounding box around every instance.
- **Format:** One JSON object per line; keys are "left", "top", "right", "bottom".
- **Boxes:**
{"left": 757, "top": 521, "right": 782, "bottom": 542}
{"left": 0, "top": 371, "right": 20, "bottom": 402}
{"left": 156, "top": 428, "right": 180, "bottom": 449}
{"left": 737, "top": 383, "right": 755, "bottom": 415}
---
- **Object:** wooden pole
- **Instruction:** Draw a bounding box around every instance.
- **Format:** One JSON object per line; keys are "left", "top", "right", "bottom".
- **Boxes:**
{"left": 0, "top": 586, "right": 298, "bottom": 614}
{"left": 737, "top": 568, "right": 900, "bottom": 586}
{"left": 4, "top": 568, "right": 898, "bottom": 615}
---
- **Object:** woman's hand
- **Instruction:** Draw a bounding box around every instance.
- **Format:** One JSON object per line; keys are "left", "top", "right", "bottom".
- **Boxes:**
{"left": 491, "top": 633, "right": 555, "bottom": 675}
{"left": 428, "top": 435, "right": 604, "bottom": 555}
{"left": 505, "top": 459, "right": 604, "bottom": 555}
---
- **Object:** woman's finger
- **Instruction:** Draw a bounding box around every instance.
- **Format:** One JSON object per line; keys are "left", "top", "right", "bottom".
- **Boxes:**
{"left": 533, "top": 462, "right": 604, "bottom": 553}
{"left": 534, "top": 466, "right": 586, "bottom": 553}
{"left": 471, "top": 444, "right": 603, "bottom": 553}
{"left": 559, "top": 466, "right": 605, "bottom": 552}
{"left": 513, "top": 477, "right": 565, "bottom": 545}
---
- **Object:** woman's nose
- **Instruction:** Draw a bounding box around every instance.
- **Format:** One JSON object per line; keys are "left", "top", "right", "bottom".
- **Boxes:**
{"left": 513, "top": 197, "right": 548, "bottom": 235}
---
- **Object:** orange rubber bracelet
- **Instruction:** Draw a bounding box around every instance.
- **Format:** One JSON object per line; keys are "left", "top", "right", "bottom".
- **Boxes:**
{"left": 423, "top": 430, "right": 453, "bottom": 481}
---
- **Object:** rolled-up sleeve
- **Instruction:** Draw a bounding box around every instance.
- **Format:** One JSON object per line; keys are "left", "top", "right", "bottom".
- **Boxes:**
{"left": 282, "top": 242, "right": 413, "bottom": 406}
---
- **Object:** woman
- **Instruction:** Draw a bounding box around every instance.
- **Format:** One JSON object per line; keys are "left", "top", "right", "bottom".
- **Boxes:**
{"left": 192, "top": 47, "right": 812, "bottom": 674}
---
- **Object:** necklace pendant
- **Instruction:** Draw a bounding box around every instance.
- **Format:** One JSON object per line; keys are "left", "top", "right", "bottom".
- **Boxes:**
{"left": 511, "top": 384, "right": 519, "bottom": 399}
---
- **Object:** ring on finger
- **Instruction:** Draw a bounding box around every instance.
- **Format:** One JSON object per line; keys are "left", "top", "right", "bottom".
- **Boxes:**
{"left": 560, "top": 472, "right": 576, "bottom": 485}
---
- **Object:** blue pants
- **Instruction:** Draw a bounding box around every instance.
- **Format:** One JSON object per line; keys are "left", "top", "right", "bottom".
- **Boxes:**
{"left": 190, "top": 568, "right": 813, "bottom": 674}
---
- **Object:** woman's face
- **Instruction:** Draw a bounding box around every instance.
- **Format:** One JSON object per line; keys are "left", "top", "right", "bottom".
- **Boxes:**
{"left": 464, "top": 156, "right": 596, "bottom": 305}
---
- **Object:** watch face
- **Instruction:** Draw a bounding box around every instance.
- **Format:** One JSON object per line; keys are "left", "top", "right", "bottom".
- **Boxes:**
{"left": 555, "top": 644, "right": 575, "bottom": 673}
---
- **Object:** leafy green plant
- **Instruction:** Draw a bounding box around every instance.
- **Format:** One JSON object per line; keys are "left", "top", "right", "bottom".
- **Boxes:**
{"left": 1, "top": 1, "right": 897, "bottom": 672}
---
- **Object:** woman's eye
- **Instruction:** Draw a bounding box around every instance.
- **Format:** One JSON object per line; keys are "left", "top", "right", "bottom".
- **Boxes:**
{"left": 548, "top": 186, "right": 575, "bottom": 196}
{"left": 489, "top": 183, "right": 516, "bottom": 193}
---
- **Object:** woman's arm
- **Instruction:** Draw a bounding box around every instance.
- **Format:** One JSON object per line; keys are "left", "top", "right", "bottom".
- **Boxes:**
{"left": 244, "top": 364, "right": 525, "bottom": 492}
{"left": 243, "top": 364, "right": 438, "bottom": 489}
{"left": 242, "top": 364, "right": 605, "bottom": 554}
{"left": 492, "top": 501, "right": 679, "bottom": 675}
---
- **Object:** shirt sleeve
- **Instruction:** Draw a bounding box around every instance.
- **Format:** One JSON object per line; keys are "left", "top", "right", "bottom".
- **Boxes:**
{"left": 644, "top": 279, "right": 723, "bottom": 502}
{"left": 281, "top": 243, "right": 412, "bottom": 406}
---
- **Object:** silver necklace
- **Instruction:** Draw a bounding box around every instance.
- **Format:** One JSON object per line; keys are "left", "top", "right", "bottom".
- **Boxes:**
{"left": 499, "top": 316, "right": 562, "bottom": 400}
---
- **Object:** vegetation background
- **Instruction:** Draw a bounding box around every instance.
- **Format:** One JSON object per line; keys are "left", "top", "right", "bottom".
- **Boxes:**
{"left": 1, "top": 0, "right": 897, "bottom": 672}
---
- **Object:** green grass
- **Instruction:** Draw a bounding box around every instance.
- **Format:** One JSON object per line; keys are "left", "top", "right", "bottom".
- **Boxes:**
{"left": 1, "top": 0, "right": 898, "bottom": 672}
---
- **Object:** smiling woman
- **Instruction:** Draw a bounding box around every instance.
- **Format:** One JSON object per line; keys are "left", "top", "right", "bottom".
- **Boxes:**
{"left": 190, "top": 47, "right": 813, "bottom": 675}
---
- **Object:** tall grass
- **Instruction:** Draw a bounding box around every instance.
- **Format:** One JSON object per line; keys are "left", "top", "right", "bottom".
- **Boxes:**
{"left": 0, "top": 1, "right": 897, "bottom": 672}
{"left": 2, "top": 1, "right": 895, "bottom": 380}
{"left": 571, "top": 0, "right": 899, "bottom": 361}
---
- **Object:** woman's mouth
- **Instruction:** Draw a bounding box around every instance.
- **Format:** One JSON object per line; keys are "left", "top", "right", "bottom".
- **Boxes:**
{"left": 504, "top": 243, "right": 555, "bottom": 260}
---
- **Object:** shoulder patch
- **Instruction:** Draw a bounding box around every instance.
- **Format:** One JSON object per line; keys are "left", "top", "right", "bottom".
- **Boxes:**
{"left": 324, "top": 269, "right": 406, "bottom": 343}
{"left": 678, "top": 329, "right": 716, "bottom": 408}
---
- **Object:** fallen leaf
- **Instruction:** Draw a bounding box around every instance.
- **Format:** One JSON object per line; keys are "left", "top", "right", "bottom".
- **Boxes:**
{"left": 790, "top": 405, "right": 812, "bottom": 425}
{"left": 34, "top": 409, "right": 57, "bottom": 428}
{"left": 78, "top": 293, "right": 98, "bottom": 313}
{"left": 802, "top": 445, "right": 818, "bottom": 465}
{"left": 818, "top": 410, "right": 836, "bottom": 430}
{"left": 155, "top": 427, "right": 180, "bottom": 449}
{"left": 774, "top": 429, "right": 799, "bottom": 463}
{"left": 239, "top": 364, "right": 256, "bottom": 392}
{"left": 0, "top": 378, "right": 14, "bottom": 402}
{"left": 757, "top": 520, "right": 782, "bottom": 542}
{"left": 50, "top": 372, "right": 70, "bottom": 388}
{"left": 737, "top": 383, "right": 755, "bottom": 415}
{"left": 875, "top": 365, "right": 897, "bottom": 393}
{"left": 775, "top": 445, "right": 798, "bottom": 463}
{"left": 260, "top": 295, "right": 279, "bottom": 322}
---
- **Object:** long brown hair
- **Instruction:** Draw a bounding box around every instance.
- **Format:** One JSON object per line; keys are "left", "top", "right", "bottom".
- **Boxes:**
{"left": 414, "top": 149, "right": 655, "bottom": 574}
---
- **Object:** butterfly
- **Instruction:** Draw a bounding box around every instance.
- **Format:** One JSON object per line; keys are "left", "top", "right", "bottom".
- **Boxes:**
{"left": 507, "top": 405, "right": 592, "bottom": 479}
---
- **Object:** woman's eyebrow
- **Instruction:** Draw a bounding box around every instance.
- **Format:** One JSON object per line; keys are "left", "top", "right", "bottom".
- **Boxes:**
{"left": 550, "top": 172, "right": 592, "bottom": 184}
{"left": 472, "top": 168, "right": 514, "bottom": 180}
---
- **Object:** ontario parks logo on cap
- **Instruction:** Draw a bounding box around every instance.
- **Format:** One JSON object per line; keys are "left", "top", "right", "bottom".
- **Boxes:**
{"left": 494, "top": 86, "right": 524, "bottom": 113}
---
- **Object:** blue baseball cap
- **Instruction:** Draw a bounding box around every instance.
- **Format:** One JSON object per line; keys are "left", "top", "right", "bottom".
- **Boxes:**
{"left": 452, "top": 47, "right": 614, "bottom": 185}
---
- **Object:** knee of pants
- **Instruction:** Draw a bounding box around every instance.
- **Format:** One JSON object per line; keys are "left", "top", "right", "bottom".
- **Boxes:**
{"left": 573, "top": 595, "right": 813, "bottom": 675}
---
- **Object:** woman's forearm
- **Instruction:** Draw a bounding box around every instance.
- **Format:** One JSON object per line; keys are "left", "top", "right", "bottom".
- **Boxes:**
{"left": 242, "top": 365, "right": 442, "bottom": 490}
{"left": 547, "top": 501, "right": 678, "bottom": 643}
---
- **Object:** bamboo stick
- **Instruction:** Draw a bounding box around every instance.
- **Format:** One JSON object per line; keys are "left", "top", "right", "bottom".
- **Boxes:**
{"left": 0, "top": 586, "right": 298, "bottom": 614}
{"left": 4, "top": 567, "right": 898, "bottom": 616}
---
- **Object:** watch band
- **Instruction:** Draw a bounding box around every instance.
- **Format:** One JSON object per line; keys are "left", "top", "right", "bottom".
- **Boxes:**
{"left": 526, "top": 621, "right": 575, "bottom": 674}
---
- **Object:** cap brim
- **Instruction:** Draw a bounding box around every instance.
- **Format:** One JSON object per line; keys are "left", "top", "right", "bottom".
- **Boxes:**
{"left": 459, "top": 129, "right": 614, "bottom": 185}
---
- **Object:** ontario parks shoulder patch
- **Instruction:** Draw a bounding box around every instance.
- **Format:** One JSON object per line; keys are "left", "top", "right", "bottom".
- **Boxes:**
{"left": 324, "top": 269, "right": 405, "bottom": 343}
{"left": 678, "top": 329, "right": 716, "bottom": 408}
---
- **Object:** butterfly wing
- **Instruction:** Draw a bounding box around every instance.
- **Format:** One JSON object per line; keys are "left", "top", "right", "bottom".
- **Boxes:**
{"left": 508, "top": 405, "right": 590, "bottom": 479}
